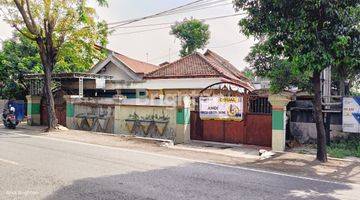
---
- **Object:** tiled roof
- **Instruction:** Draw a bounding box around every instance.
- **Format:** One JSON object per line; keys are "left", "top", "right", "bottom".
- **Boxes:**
{"left": 204, "top": 50, "right": 248, "bottom": 82}
{"left": 144, "top": 53, "right": 221, "bottom": 78}
{"left": 90, "top": 45, "right": 158, "bottom": 74}
{"left": 144, "top": 50, "right": 253, "bottom": 90}
{"left": 114, "top": 53, "right": 158, "bottom": 74}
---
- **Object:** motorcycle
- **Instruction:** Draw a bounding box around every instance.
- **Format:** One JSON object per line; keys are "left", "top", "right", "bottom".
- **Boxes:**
{"left": 2, "top": 106, "right": 19, "bottom": 129}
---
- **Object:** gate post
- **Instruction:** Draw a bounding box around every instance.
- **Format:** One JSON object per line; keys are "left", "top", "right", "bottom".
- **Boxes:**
{"left": 26, "top": 95, "right": 41, "bottom": 126}
{"left": 113, "top": 95, "right": 125, "bottom": 134}
{"left": 175, "top": 96, "right": 191, "bottom": 143}
{"left": 64, "top": 95, "right": 80, "bottom": 129}
{"left": 268, "top": 93, "right": 292, "bottom": 151}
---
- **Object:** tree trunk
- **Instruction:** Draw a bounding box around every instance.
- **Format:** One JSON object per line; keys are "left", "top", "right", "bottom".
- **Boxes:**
{"left": 339, "top": 77, "right": 346, "bottom": 96}
{"left": 43, "top": 66, "right": 58, "bottom": 130}
{"left": 313, "top": 71, "right": 327, "bottom": 162}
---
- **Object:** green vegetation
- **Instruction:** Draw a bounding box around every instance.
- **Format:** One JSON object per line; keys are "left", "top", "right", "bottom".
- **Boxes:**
{"left": 171, "top": 18, "right": 210, "bottom": 57}
{"left": 328, "top": 137, "right": 360, "bottom": 158}
{"left": 0, "top": 31, "right": 108, "bottom": 100}
{"left": 0, "top": 0, "right": 108, "bottom": 129}
{"left": 0, "top": 33, "right": 41, "bottom": 99}
{"left": 233, "top": 0, "right": 360, "bottom": 162}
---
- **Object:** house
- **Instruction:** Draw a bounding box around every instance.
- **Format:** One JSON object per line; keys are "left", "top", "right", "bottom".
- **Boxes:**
{"left": 142, "top": 50, "right": 254, "bottom": 100}
{"left": 87, "top": 50, "right": 158, "bottom": 98}
{"left": 71, "top": 48, "right": 253, "bottom": 101}
{"left": 24, "top": 49, "right": 159, "bottom": 126}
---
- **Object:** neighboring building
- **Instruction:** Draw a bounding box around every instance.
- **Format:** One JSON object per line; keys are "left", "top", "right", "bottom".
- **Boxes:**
{"left": 24, "top": 49, "right": 159, "bottom": 126}
{"left": 87, "top": 51, "right": 158, "bottom": 98}
{"left": 142, "top": 50, "right": 253, "bottom": 99}
{"left": 252, "top": 76, "right": 270, "bottom": 90}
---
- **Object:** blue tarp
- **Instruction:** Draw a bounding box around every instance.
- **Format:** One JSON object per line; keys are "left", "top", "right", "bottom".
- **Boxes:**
{"left": 7, "top": 100, "right": 25, "bottom": 121}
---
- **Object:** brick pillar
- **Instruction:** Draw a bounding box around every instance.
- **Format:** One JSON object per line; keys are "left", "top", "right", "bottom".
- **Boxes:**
{"left": 26, "top": 95, "right": 41, "bottom": 126}
{"left": 175, "top": 96, "right": 191, "bottom": 144}
{"left": 113, "top": 95, "right": 124, "bottom": 134}
{"left": 268, "top": 93, "right": 292, "bottom": 151}
{"left": 64, "top": 95, "right": 77, "bottom": 128}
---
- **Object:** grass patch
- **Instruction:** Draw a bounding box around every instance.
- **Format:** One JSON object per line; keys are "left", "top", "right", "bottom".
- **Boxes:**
{"left": 328, "top": 137, "right": 360, "bottom": 158}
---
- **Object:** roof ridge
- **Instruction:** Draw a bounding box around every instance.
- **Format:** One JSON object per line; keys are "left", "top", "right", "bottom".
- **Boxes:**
{"left": 145, "top": 52, "right": 205, "bottom": 76}
{"left": 204, "top": 49, "right": 249, "bottom": 81}
{"left": 195, "top": 52, "right": 225, "bottom": 77}
{"left": 115, "top": 52, "right": 158, "bottom": 68}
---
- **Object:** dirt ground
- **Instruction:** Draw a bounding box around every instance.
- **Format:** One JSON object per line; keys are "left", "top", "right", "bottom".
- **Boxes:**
{"left": 16, "top": 125, "right": 360, "bottom": 184}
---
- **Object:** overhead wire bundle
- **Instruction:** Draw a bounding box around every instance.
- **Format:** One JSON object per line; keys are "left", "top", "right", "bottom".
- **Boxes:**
{"left": 107, "top": 0, "right": 241, "bottom": 32}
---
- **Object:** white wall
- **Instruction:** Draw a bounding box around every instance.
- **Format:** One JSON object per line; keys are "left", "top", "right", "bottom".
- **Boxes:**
{"left": 106, "top": 77, "right": 223, "bottom": 90}
{"left": 98, "top": 62, "right": 133, "bottom": 80}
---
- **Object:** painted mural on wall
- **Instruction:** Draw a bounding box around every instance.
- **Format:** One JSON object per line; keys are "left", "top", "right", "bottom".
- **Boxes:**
{"left": 343, "top": 97, "right": 360, "bottom": 133}
{"left": 199, "top": 96, "right": 244, "bottom": 120}
{"left": 124, "top": 111, "right": 175, "bottom": 140}
{"left": 73, "top": 104, "right": 115, "bottom": 133}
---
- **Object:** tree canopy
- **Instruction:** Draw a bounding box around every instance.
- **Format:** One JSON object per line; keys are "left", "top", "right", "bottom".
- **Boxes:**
{"left": 234, "top": 0, "right": 360, "bottom": 162}
{"left": 0, "top": 30, "right": 107, "bottom": 99}
{"left": 0, "top": 33, "right": 41, "bottom": 99}
{"left": 234, "top": 0, "right": 359, "bottom": 93}
{"left": 171, "top": 18, "right": 210, "bottom": 57}
{"left": 0, "top": 0, "right": 109, "bottom": 129}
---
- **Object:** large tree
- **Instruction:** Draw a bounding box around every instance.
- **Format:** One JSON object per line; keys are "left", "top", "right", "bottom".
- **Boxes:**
{"left": 0, "top": 0, "right": 108, "bottom": 130}
{"left": 171, "top": 18, "right": 210, "bottom": 57}
{"left": 234, "top": 0, "right": 360, "bottom": 162}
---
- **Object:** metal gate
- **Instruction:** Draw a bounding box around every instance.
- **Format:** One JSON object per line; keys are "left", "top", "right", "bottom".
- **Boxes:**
{"left": 190, "top": 82, "right": 272, "bottom": 147}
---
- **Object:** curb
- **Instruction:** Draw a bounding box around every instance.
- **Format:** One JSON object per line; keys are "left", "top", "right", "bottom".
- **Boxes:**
{"left": 169, "top": 145, "right": 260, "bottom": 159}
{"left": 69, "top": 130, "right": 175, "bottom": 146}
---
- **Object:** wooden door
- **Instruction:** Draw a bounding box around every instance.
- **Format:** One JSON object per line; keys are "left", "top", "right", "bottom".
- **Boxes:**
{"left": 202, "top": 120, "right": 224, "bottom": 142}
{"left": 246, "top": 114, "right": 272, "bottom": 147}
{"left": 190, "top": 111, "right": 203, "bottom": 140}
{"left": 224, "top": 120, "right": 245, "bottom": 143}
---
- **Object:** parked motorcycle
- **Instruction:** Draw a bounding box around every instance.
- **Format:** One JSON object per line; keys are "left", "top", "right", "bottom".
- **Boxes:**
{"left": 2, "top": 106, "right": 19, "bottom": 129}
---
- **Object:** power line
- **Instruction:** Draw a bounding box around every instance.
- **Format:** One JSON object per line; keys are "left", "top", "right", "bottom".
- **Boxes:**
{"left": 107, "top": 0, "right": 208, "bottom": 27}
{"left": 108, "top": 0, "right": 229, "bottom": 26}
{"left": 109, "top": 3, "right": 235, "bottom": 30}
{"left": 169, "top": 2, "right": 233, "bottom": 14}
{"left": 110, "top": 26, "right": 171, "bottom": 36}
{"left": 162, "top": 0, "right": 232, "bottom": 15}
{"left": 109, "top": 13, "right": 245, "bottom": 35}
{"left": 149, "top": 39, "right": 250, "bottom": 62}
{"left": 110, "top": 13, "right": 244, "bottom": 30}
{"left": 108, "top": 0, "right": 232, "bottom": 29}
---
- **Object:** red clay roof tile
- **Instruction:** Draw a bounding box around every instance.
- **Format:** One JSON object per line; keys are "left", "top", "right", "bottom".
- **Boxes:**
{"left": 144, "top": 50, "right": 253, "bottom": 90}
{"left": 114, "top": 53, "right": 158, "bottom": 74}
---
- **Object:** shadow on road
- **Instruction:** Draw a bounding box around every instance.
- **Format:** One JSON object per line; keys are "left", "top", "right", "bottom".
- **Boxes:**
{"left": 44, "top": 163, "right": 353, "bottom": 200}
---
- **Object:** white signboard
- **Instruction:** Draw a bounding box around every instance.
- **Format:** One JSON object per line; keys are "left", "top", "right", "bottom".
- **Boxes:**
{"left": 343, "top": 97, "right": 360, "bottom": 133}
{"left": 95, "top": 78, "right": 106, "bottom": 89}
{"left": 199, "top": 96, "right": 244, "bottom": 120}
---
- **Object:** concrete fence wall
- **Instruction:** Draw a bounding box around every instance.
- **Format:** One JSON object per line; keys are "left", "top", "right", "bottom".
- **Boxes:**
{"left": 0, "top": 100, "right": 6, "bottom": 113}
{"left": 66, "top": 97, "right": 115, "bottom": 133}
{"left": 65, "top": 96, "right": 191, "bottom": 144}
{"left": 114, "top": 104, "right": 178, "bottom": 141}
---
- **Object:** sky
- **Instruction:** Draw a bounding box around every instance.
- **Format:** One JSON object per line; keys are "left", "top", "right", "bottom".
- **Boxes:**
{"left": 0, "top": 0, "right": 255, "bottom": 70}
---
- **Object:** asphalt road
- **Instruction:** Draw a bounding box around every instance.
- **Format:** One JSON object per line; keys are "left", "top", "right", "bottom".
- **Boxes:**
{"left": 0, "top": 128, "right": 359, "bottom": 200}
